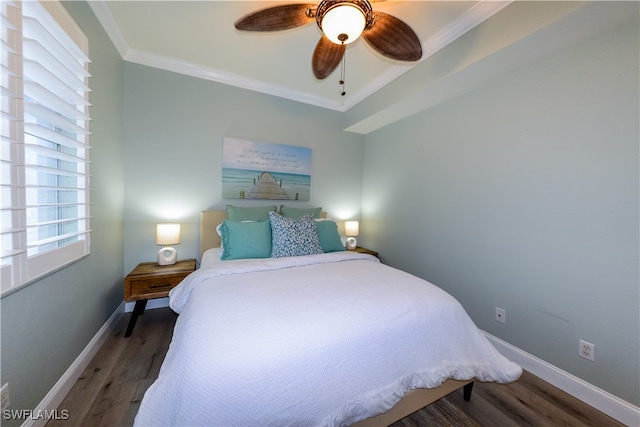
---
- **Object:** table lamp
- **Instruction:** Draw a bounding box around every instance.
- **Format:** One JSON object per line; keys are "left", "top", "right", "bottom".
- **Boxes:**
{"left": 344, "top": 220, "right": 359, "bottom": 250}
{"left": 156, "top": 223, "right": 181, "bottom": 265}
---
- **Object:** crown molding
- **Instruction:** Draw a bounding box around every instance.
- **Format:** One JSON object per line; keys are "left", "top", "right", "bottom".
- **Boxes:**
{"left": 343, "top": 0, "right": 512, "bottom": 110}
{"left": 125, "top": 48, "right": 345, "bottom": 111}
{"left": 88, "top": 0, "right": 130, "bottom": 59}
{"left": 89, "top": 0, "right": 510, "bottom": 112}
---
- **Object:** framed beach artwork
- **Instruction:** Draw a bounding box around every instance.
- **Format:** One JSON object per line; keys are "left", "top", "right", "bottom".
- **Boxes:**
{"left": 222, "top": 137, "right": 312, "bottom": 201}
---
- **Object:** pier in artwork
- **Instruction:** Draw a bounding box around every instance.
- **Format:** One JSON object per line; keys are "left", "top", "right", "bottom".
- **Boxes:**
{"left": 242, "top": 171, "right": 295, "bottom": 200}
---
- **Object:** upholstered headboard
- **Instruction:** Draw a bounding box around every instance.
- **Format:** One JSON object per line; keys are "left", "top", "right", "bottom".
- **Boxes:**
{"left": 200, "top": 210, "right": 328, "bottom": 257}
{"left": 200, "top": 210, "right": 228, "bottom": 257}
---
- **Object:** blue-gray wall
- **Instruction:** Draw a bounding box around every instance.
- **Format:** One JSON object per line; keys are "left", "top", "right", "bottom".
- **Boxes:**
{"left": 121, "top": 63, "right": 365, "bottom": 274}
{"left": 2, "top": 0, "right": 638, "bottom": 419}
{"left": 0, "top": 2, "right": 125, "bottom": 423}
{"left": 361, "top": 19, "right": 639, "bottom": 405}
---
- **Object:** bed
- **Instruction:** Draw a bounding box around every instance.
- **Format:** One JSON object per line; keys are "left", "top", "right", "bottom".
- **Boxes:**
{"left": 134, "top": 209, "right": 521, "bottom": 427}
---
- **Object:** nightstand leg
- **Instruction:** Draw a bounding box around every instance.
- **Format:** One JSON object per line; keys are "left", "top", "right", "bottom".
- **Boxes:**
{"left": 125, "top": 299, "right": 147, "bottom": 337}
{"left": 463, "top": 381, "right": 474, "bottom": 402}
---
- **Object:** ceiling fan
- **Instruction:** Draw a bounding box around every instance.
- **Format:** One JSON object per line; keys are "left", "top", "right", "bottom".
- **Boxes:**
{"left": 234, "top": 0, "right": 422, "bottom": 81}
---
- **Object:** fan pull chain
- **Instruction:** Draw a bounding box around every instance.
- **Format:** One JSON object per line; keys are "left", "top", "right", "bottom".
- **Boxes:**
{"left": 339, "top": 45, "right": 347, "bottom": 96}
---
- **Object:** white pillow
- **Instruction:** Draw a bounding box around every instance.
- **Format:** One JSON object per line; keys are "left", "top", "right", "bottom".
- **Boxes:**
{"left": 216, "top": 223, "right": 224, "bottom": 250}
{"left": 201, "top": 247, "right": 223, "bottom": 267}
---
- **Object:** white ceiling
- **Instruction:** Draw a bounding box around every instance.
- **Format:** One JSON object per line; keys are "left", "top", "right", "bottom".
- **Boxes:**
{"left": 88, "top": 1, "right": 511, "bottom": 111}
{"left": 88, "top": 1, "right": 638, "bottom": 125}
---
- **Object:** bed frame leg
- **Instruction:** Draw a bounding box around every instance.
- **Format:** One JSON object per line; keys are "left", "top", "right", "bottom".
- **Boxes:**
{"left": 463, "top": 381, "right": 474, "bottom": 402}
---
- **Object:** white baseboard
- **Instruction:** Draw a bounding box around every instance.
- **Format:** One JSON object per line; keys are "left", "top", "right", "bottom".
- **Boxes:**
{"left": 484, "top": 332, "right": 640, "bottom": 426}
{"left": 22, "top": 302, "right": 125, "bottom": 427}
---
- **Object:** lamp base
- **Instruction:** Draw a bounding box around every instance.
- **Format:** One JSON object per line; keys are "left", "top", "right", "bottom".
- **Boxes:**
{"left": 345, "top": 237, "right": 357, "bottom": 251}
{"left": 158, "top": 247, "right": 177, "bottom": 265}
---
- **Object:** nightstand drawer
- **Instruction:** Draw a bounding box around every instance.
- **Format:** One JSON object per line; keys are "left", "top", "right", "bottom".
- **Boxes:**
{"left": 128, "top": 275, "right": 183, "bottom": 296}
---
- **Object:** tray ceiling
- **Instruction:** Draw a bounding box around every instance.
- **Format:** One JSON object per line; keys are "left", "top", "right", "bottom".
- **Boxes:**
{"left": 89, "top": 1, "right": 638, "bottom": 130}
{"left": 89, "top": 1, "right": 509, "bottom": 111}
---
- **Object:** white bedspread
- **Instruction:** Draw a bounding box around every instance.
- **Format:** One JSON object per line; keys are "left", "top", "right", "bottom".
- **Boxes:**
{"left": 134, "top": 252, "right": 521, "bottom": 427}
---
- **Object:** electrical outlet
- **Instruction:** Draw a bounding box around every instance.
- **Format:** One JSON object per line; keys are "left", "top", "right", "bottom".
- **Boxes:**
{"left": 1, "top": 383, "right": 9, "bottom": 410}
{"left": 495, "top": 307, "right": 506, "bottom": 324}
{"left": 579, "top": 339, "right": 596, "bottom": 361}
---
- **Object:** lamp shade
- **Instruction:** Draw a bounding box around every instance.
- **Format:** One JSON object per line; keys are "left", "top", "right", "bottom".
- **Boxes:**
{"left": 320, "top": 4, "right": 366, "bottom": 45}
{"left": 156, "top": 223, "right": 181, "bottom": 245}
{"left": 345, "top": 220, "right": 359, "bottom": 237}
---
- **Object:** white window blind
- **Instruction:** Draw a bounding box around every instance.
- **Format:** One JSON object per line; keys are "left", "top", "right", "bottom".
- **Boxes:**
{"left": 1, "top": 0, "right": 91, "bottom": 296}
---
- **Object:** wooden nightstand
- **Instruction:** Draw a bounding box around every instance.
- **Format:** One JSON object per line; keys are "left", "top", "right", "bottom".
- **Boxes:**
{"left": 124, "top": 259, "right": 196, "bottom": 337}
{"left": 352, "top": 246, "right": 379, "bottom": 258}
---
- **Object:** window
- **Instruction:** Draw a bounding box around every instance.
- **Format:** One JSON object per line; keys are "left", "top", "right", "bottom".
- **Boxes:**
{"left": 1, "top": 0, "right": 91, "bottom": 296}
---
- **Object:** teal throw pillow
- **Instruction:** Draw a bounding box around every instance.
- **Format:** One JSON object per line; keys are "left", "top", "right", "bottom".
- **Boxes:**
{"left": 280, "top": 205, "right": 322, "bottom": 219}
{"left": 227, "top": 205, "right": 276, "bottom": 222}
{"left": 316, "top": 220, "right": 346, "bottom": 253}
{"left": 220, "top": 220, "right": 272, "bottom": 260}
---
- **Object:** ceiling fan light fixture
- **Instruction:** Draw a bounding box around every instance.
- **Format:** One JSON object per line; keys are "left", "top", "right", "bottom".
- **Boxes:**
{"left": 316, "top": 0, "right": 373, "bottom": 45}
{"left": 235, "top": 0, "right": 422, "bottom": 83}
{"left": 322, "top": 5, "right": 364, "bottom": 44}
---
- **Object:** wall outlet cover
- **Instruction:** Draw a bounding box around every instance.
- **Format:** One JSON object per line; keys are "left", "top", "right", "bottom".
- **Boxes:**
{"left": 579, "top": 339, "right": 596, "bottom": 361}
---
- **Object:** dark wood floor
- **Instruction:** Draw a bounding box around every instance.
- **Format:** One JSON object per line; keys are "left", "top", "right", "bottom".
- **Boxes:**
{"left": 48, "top": 308, "right": 623, "bottom": 427}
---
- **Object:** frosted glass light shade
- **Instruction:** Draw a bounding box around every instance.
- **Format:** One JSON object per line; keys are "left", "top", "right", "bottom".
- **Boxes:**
{"left": 321, "top": 4, "right": 366, "bottom": 45}
{"left": 156, "top": 223, "right": 181, "bottom": 245}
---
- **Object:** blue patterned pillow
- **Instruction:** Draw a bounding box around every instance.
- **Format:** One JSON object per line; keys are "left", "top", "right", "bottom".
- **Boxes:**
{"left": 269, "top": 211, "right": 323, "bottom": 257}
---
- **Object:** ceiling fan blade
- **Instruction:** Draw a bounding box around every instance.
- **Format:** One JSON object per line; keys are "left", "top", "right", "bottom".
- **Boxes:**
{"left": 234, "top": 4, "right": 316, "bottom": 31}
{"left": 312, "top": 35, "right": 345, "bottom": 80}
{"left": 363, "top": 11, "right": 422, "bottom": 61}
